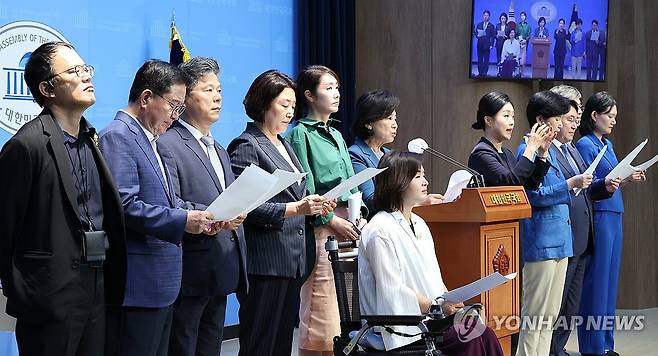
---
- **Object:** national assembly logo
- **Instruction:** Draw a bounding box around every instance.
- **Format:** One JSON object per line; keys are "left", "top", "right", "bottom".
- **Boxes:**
{"left": 0, "top": 21, "right": 69, "bottom": 134}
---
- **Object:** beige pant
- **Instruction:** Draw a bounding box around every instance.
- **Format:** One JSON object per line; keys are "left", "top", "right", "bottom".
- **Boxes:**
{"left": 571, "top": 56, "right": 583, "bottom": 79}
{"left": 298, "top": 217, "right": 346, "bottom": 351}
{"left": 516, "top": 258, "right": 568, "bottom": 356}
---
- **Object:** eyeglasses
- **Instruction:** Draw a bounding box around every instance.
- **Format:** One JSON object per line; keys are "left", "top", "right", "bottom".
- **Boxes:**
{"left": 153, "top": 92, "right": 186, "bottom": 117}
{"left": 45, "top": 64, "right": 94, "bottom": 83}
{"left": 564, "top": 116, "right": 581, "bottom": 126}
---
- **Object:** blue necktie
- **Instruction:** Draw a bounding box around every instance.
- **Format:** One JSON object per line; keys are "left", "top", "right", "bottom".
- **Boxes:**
{"left": 561, "top": 144, "right": 580, "bottom": 174}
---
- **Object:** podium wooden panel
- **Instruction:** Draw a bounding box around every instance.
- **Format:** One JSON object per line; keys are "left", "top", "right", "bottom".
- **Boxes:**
{"left": 531, "top": 38, "right": 552, "bottom": 78}
{"left": 413, "top": 186, "right": 530, "bottom": 356}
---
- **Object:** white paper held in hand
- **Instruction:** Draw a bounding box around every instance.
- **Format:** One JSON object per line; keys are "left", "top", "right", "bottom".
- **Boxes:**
{"left": 205, "top": 165, "right": 278, "bottom": 221}
{"left": 634, "top": 154, "right": 658, "bottom": 171}
{"left": 323, "top": 168, "right": 386, "bottom": 200}
{"left": 443, "top": 170, "right": 473, "bottom": 203}
{"left": 441, "top": 272, "right": 517, "bottom": 303}
{"left": 574, "top": 145, "right": 607, "bottom": 196}
{"left": 241, "top": 169, "right": 307, "bottom": 215}
{"left": 605, "top": 139, "right": 648, "bottom": 180}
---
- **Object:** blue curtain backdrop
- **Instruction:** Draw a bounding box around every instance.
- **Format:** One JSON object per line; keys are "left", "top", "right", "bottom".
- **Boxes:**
{"left": 0, "top": 0, "right": 296, "bottom": 328}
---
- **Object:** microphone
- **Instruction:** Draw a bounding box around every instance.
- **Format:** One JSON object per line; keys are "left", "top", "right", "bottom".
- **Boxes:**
{"left": 408, "top": 138, "right": 485, "bottom": 188}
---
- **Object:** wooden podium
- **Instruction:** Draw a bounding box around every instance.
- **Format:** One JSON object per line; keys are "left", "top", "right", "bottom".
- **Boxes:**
{"left": 531, "top": 38, "right": 552, "bottom": 78}
{"left": 413, "top": 186, "right": 531, "bottom": 356}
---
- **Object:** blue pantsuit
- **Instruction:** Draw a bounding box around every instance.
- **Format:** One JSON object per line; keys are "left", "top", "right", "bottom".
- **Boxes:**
{"left": 575, "top": 134, "right": 624, "bottom": 355}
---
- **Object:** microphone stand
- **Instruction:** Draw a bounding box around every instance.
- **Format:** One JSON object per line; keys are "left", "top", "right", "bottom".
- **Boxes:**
{"left": 422, "top": 147, "right": 486, "bottom": 188}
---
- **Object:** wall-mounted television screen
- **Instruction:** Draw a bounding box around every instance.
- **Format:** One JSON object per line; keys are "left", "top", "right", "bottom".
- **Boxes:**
{"left": 470, "top": 0, "right": 609, "bottom": 81}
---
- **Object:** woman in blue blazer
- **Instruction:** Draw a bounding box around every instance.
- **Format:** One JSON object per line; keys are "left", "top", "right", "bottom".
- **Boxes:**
{"left": 575, "top": 92, "right": 646, "bottom": 356}
{"left": 515, "top": 91, "right": 593, "bottom": 356}
{"left": 468, "top": 91, "right": 553, "bottom": 188}
{"left": 348, "top": 90, "right": 398, "bottom": 213}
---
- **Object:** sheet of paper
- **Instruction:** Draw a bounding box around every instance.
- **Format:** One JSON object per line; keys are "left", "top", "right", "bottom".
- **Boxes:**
{"left": 574, "top": 145, "right": 607, "bottom": 196}
{"left": 634, "top": 154, "right": 658, "bottom": 171}
{"left": 241, "top": 169, "right": 308, "bottom": 215}
{"left": 477, "top": 29, "right": 485, "bottom": 37}
{"left": 323, "top": 168, "right": 386, "bottom": 200}
{"left": 590, "top": 31, "right": 600, "bottom": 42}
{"left": 443, "top": 170, "right": 473, "bottom": 203}
{"left": 441, "top": 272, "right": 517, "bottom": 303}
{"left": 497, "top": 29, "right": 505, "bottom": 37}
{"left": 205, "top": 165, "right": 277, "bottom": 221}
{"left": 606, "top": 139, "right": 648, "bottom": 180}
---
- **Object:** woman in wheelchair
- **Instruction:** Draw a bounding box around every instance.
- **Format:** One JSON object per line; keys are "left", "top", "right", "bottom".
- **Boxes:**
{"left": 358, "top": 151, "right": 503, "bottom": 354}
{"left": 499, "top": 28, "right": 521, "bottom": 78}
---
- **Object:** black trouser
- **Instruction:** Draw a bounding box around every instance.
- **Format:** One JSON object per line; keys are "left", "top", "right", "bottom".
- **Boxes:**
{"left": 237, "top": 275, "right": 302, "bottom": 356}
{"left": 15, "top": 264, "right": 104, "bottom": 356}
{"left": 554, "top": 52, "right": 566, "bottom": 79}
{"left": 477, "top": 47, "right": 491, "bottom": 76}
{"left": 587, "top": 53, "right": 599, "bottom": 80}
{"left": 550, "top": 254, "right": 588, "bottom": 356}
{"left": 168, "top": 294, "right": 227, "bottom": 356}
{"left": 105, "top": 304, "right": 174, "bottom": 356}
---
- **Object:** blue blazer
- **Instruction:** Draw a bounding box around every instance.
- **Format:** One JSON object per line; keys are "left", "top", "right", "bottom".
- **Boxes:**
{"left": 550, "top": 143, "right": 612, "bottom": 256}
{"left": 575, "top": 134, "right": 624, "bottom": 213}
{"left": 99, "top": 111, "right": 188, "bottom": 308}
{"left": 158, "top": 120, "right": 248, "bottom": 297}
{"left": 516, "top": 141, "right": 573, "bottom": 262}
{"left": 348, "top": 137, "right": 390, "bottom": 215}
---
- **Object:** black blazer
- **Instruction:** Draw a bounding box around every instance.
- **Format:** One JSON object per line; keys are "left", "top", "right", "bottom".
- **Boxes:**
{"left": 468, "top": 137, "right": 548, "bottom": 189}
{"left": 227, "top": 122, "right": 307, "bottom": 278}
{"left": 550, "top": 143, "right": 612, "bottom": 256}
{"left": 158, "top": 120, "right": 248, "bottom": 296}
{"left": 0, "top": 109, "right": 126, "bottom": 322}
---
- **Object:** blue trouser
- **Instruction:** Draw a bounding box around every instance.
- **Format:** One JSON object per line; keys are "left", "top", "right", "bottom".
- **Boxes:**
{"left": 577, "top": 211, "right": 623, "bottom": 355}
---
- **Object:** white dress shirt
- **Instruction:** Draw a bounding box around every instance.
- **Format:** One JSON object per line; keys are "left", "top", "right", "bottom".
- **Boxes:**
{"left": 122, "top": 110, "right": 168, "bottom": 190}
{"left": 501, "top": 39, "right": 521, "bottom": 63}
{"left": 359, "top": 210, "right": 448, "bottom": 350}
{"left": 179, "top": 119, "right": 226, "bottom": 189}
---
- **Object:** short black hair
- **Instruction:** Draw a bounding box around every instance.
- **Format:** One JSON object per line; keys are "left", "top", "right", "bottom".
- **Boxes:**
{"left": 373, "top": 151, "right": 423, "bottom": 213}
{"left": 538, "top": 16, "right": 547, "bottom": 25}
{"left": 520, "top": 11, "right": 527, "bottom": 17}
{"left": 243, "top": 69, "right": 296, "bottom": 123}
{"left": 472, "top": 91, "right": 512, "bottom": 130}
{"left": 483, "top": 10, "right": 490, "bottom": 16}
{"left": 179, "top": 57, "right": 220, "bottom": 95}
{"left": 128, "top": 59, "right": 187, "bottom": 103}
{"left": 592, "top": 19, "right": 599, "bottom": 25}
{"left": 526, "top": 90, "right": 571, "bottom": 126}
{"left": 579, "top": 92, "right": 617, "bottom": 136}
{"left": 24, "top": 41, "right": 75, "bottom": 107}
{"left": 352, "top": 89, "right": 400, "bottom": 140}
{"left": 500, "top": 12, "right": 508, "bottom": 21}
{"left": 576, "top": 18, "right": 583, "bottom": 25}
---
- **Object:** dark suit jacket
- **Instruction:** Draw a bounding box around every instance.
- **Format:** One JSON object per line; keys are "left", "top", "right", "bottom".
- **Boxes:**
{"left": 100, "top": 111, "right": 188, "bottom": 308}
{"left": 227, "top": 122, "right": 307, "bottom": 278}
{"left": 475, "top": 21, "right": 496, "bottom": 50}
{"left": 468, "top": 137, "right": 548, "bottom": 189}
{"left": 585, "top": 30, "right": 604, "bottom": 58}
{"left": 554, "top": 28, "right": 570, "bottom": 55}
{"left": 0, "top": 109, "right": 126, "bottom": 322}
{"left": 550, "top": 143, "right": 612, "bottom": 256}
{"left": 158, "top": 120, "right": 248, "bottom": 296}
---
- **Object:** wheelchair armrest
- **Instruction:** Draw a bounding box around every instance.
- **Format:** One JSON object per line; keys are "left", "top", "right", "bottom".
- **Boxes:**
{"left": 361, "top": 315, "right": 424, "bottom": 326}
{"left": 425, "top": 313, "right": 455, "bottom": 332}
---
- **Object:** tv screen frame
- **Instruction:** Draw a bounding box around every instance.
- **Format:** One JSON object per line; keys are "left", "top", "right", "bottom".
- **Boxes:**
{"left": 469, "top": 0, "right": 610, "bottom": 82}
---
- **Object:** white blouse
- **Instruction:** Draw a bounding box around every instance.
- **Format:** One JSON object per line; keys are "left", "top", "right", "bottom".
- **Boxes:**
{"left": 359, "top": 210, "right": 448, "bottom": 350}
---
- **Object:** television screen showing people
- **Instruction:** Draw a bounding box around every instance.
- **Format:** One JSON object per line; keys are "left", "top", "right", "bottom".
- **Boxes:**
{"left": 470, "top": 0, "right": 609, "bottom": 81}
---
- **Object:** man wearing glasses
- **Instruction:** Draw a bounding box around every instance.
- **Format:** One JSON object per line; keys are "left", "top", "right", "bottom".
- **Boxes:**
{"left": 0, "top": 41, "right": 127, "bottom": 356}
{"left": 99, "top": 59, "right": 218, "bottom": 356}
{"left": 548, "top": 85, "right": 620, "bottom": 356}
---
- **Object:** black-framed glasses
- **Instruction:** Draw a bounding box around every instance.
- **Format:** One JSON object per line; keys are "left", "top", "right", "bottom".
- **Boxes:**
{"left": 153, "top": 92, "right": 186, "bottom": 117}
{"left": 45, "top": 64, "right": 94, "bottom": 83}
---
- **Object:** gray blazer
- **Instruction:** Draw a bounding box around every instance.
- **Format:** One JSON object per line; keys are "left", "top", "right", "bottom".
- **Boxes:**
{"left": 227, "top": 122, "right": 308, "bottom": 278}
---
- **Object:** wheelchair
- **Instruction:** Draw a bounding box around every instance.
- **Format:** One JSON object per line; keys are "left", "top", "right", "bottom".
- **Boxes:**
{"left": 497, "top": 57, "right": 520, "bottom": 78}
{"left": 326, "top": 236, "right": 460, "bottom": 356}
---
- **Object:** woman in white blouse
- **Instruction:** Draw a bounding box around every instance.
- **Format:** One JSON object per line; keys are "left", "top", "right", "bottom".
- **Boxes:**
{"left": 501, "top": 28, "right": 521, "bottom": 65}
{"left": 359, "top": 151, "right": 503, "bottom": 355}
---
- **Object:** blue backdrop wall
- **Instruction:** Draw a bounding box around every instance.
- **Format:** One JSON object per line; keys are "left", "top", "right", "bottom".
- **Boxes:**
{"left": 0, "top": 0, "right": 296, "bottom": 327}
